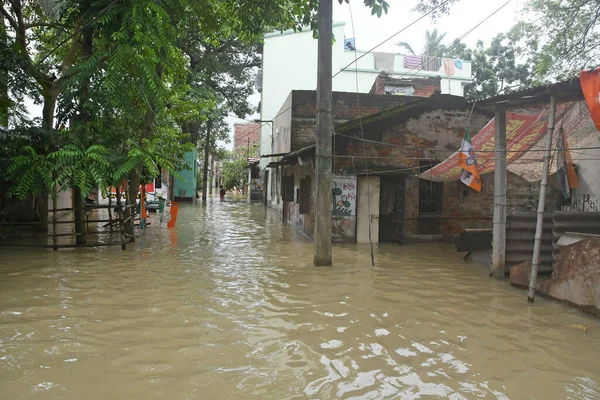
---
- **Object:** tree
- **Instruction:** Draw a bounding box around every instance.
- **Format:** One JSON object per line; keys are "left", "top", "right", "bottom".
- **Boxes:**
{"left": 463, "top": 32, "right": 533, "bottom": 100}
{"left": 1, "top": 0, "right": 396, "bottom": 230}
{"left": 397, "top": 28, "right": 448, "bottom": 56}
{"left": 513, "top": 0, "right": 600, "bottom": 80}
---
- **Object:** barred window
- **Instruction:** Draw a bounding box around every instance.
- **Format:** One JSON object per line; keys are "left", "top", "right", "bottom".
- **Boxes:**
{"left": 419, "top": 161, "right": 443, "bottom": 215}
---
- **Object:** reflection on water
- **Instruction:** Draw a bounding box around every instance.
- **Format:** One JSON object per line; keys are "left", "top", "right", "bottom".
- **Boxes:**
{"left": 1, "top": 199, "right": 600, "bottom": 399}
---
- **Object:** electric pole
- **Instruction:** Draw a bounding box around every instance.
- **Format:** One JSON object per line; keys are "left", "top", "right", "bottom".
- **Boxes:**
{"left": 314, "top": 0, "right": 333, "bottom": 266}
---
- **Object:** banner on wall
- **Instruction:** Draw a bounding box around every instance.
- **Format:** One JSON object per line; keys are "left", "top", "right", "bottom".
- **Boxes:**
{"left": 418, "top": 101, "right": 598, "bottom": 183}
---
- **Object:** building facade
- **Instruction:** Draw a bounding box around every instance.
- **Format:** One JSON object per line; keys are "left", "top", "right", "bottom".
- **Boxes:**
{"left": 266, "top": 94, "right": 559, "bottom": 243}
{"left": 257, "top": 22, "right": 472, "bottom": 178}
{"left": 233, "top": 122, "right": 261, "bottom": 155}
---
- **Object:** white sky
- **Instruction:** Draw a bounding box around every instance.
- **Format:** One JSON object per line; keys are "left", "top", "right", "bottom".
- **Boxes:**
{"left": 25, "top": 0, "right": 525, "bottom": 150}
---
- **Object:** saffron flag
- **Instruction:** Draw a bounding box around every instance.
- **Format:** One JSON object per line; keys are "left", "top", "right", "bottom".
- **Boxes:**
{"left": 457, "top": 128, "right": 482, "bottom": 192}
{"left": 580, "top": 68, "right": 600, "bottom": 132}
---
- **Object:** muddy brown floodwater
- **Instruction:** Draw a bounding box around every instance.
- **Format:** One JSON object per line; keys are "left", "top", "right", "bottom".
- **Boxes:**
{"left": 1, "top": 199, "right": 600, "bottom": 399}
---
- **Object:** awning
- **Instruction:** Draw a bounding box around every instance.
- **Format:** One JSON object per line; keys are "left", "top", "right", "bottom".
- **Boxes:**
{"left": 260, "top": 152, "right": 288, "bottom": 158}
{"left": 419, "top": 101, "right": 597, "bottom": 182}
{"left": 267, "top": 161, "right": 283, "bottom": 168}
{"left": 281, "top": 144, "right": 315, "bottom": 162}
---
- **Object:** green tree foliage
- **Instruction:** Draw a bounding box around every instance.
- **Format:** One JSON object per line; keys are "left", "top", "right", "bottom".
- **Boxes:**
{"left": 1, "top": 0, "right": 396, "bottom": 214}
{"left": 514, "top": 0, "right": 600, "bottom": 80}
{"left": 221, "top": 153, "right": 248, "bottom": 191}
{"left": 463, "top": 32, "right": 533, "bottom": 100}
{"left": 397, "top": 28, "right": 448, "bottom": 56}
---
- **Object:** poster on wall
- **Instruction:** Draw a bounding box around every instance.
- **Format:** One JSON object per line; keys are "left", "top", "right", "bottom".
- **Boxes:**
{"left": 332, "top": 176, "right": 357, "bottom": 216}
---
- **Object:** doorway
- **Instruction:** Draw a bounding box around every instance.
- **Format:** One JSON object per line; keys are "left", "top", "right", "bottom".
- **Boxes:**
{"left": 379, "top": 176, "right": 405, "bottom": 243}
{"left": 356, "top": 176, "right": 380, "bottom": 244}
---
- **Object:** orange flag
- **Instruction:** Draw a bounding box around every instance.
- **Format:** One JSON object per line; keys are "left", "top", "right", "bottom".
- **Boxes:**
{"left": 580, "top": 68, "right": 600, "bottom": 132}
{"left": 457, "top": 128, "right": 482, "bottom": 192}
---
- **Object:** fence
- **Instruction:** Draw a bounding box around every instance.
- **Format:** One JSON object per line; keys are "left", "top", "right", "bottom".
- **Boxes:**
{"left": 0, "top": 202, "right": 136, "bottom": 250}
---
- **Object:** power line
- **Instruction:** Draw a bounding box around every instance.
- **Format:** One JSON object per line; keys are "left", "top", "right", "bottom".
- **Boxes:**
{"left": 332, "top": 0, "right": 454, "bottom": 79}
{"left": 392, "top": 0, "right": 513, "bottom": 82}
{"left": 230, "top": 0, "right": 456, "bottom": 152}
{"left": 333, "top": 131, "right": 600, "bottom": 154}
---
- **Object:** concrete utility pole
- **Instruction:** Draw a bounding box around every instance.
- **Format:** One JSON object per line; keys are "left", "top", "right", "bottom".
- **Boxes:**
{"left": 314, "top": 0, "right": 333, "bottom": 266}
{"left": 491, "top": 109, "right": 507, "bottom": 278}
{"left": 528, "top": 96, "right": 556, "bottom": 302}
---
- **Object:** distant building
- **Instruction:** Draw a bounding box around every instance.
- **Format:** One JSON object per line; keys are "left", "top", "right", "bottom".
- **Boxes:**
{"left": 233, "top": 122, "right": 260, "bottom": 155}
{"left": 257, "top": 22, "right": 472, "bottom": 189}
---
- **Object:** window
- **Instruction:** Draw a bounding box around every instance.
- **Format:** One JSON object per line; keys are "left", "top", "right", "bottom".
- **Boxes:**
{"left": 419, "top": 161, "right": 443, "bottom": 214}
{"left": 299, "top": 177, "right": 311, "bottom": 214}
{"left": 282, "top": 174, "right": 294, "bottom": 201}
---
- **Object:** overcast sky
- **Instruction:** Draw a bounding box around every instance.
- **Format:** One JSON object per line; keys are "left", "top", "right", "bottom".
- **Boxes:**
{"left": 25, "top": 0, "right": 525, "bottom": 150}
{"left": 226, "top": 0, "right": 525, "bottom": 149}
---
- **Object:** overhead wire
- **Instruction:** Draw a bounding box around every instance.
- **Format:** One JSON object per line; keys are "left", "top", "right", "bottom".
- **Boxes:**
{"left": 226, "top": 0, "right": 457, "bottom": 153}
{"left": 387, "top": 0, "right": 514, "bottom": 83}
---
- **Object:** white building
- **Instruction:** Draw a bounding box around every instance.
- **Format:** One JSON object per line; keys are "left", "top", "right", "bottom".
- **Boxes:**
{"left": 257, "top": 22, "right": 472, "bottom": 202}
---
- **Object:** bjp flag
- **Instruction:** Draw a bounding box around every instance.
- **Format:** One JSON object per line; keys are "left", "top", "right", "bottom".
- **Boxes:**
{"left": 457, "top": 128, "right": 482, "bottom": 192}
{"left": 580, "top": 68, "right": 600, "bottom": 132}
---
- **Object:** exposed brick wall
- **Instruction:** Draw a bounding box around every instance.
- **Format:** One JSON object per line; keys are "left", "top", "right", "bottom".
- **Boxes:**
{"left": 328, "top": 99, "right": 560, "bottom": 236}
{"left": 403, "top": 171, "right": 560, "bottom": 236}
{"left": 274, "top": 93, "right": 562, "bottom": 240}
{"left": 289, "top": 90, "right": 416, "bottom": 151}
{"left": 369, "top": 73, "right": 441, "bottom": 97}
{"left": 233, "top": 123, "right": 261, "bottom": 153}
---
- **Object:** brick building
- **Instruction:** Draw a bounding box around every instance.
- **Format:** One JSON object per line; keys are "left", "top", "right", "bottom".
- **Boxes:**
{"left": 265, "top": 93, "right": 560, "bottom": 243}
{"left": 233, "top": 122, "right": 260, "bottom": 155}
{"left": 369, "top": 72, "right": 442, "bottom": 97}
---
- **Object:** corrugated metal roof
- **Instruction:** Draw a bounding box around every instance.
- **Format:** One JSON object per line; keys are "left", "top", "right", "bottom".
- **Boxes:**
{"left": 473, "top": 78, "right": 584, "bottom": 110}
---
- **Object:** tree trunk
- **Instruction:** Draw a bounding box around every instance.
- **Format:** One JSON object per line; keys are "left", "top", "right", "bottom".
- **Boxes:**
{"left": 0, "top": 17, "right": 7, "bottom": 127}
{"left": 33, "top": 91, "right": 57, "bottom": 232}
{"left": 42, "top": 92, "right": 57, "bottom": 130}
{"left": 73, "top": 187, "right": 86, "bottom": 244}
{"left": 209, "top": 156, "right": 215, "bottom": 195}
{"left": 72, "top": 23, "right": 93, "bottom": 245}
{"left": 202, "top": 120, "right": 212, "bottom": 202}
{"left": 125, "top": 171, "right": 140, "bottom": 236}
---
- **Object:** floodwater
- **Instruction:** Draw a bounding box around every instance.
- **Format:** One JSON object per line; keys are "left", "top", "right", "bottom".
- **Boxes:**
{"left": 1, "top": 199, "right": 600, "bottom": 400}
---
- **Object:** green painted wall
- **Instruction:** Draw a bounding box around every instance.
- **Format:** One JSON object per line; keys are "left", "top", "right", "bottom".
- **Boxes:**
{"left": 173, "top": 149, "right": 198, "bottom": 200}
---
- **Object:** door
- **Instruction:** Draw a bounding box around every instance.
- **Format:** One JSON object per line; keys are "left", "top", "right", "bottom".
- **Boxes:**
{"left": 357, "top": 176, "right": 380, "bottom": 244}
{"left": 263, "top": 170, "right": 269, "bottom": 206}
{"left": 379, "top": 176, "right": 405, "bottom": 243}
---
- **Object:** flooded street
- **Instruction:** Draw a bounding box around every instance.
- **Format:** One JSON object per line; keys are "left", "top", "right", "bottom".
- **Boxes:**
{"left": 2, "top": 199, "right": 600, "bottom": 399}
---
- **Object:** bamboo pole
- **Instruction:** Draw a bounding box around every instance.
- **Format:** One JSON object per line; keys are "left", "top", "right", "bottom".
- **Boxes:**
{"left": 52, "top": 188, "right": 58, "bottom": 251}
{"left": 528, "top": 96, "right": 556, "bottom": 302}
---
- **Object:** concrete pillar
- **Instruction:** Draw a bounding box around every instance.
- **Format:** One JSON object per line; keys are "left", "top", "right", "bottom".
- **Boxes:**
{"left": 491, "top": 109, "right": 507, "bottom": 278}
